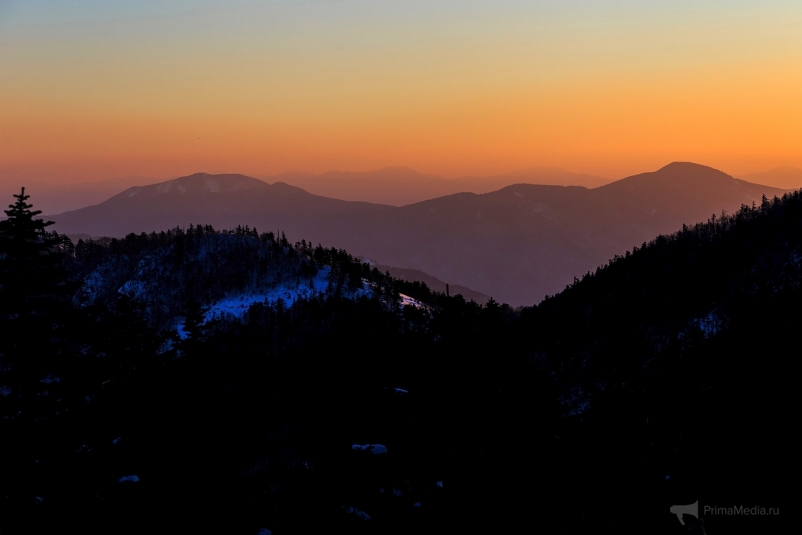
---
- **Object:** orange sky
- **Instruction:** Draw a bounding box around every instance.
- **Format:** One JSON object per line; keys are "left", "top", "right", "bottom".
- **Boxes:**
{"left": 1, "top": 1, "right": 801, "bottom": 183}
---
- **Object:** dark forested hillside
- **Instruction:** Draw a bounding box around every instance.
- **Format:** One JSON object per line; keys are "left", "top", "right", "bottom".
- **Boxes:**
{"left": 516, "top": 192, "right": 795, "bottom": 532}
{"left": 1, "top": 187, "right": 792, "bottom": 533}
{"left": 48, "top": 163, "right": 789, "bottom": 305}
{"left": 68, "top": 225, "right": 423, "bottom": 333}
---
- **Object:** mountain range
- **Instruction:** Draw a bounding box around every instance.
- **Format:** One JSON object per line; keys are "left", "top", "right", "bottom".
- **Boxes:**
{"left": 47, "top": 162, "right": 789, "bottom": 306}
{"left": 7, "top": 165, "right": 800, "bottom": 215}
{"left": 0, "top": 167, "right": 608, "bottom": 214}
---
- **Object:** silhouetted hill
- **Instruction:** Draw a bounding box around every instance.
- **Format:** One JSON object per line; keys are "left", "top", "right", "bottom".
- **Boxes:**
{"left": 48, "top": 163, "right": 788, "bottom": 306}
{"left": 49, "top": 172, "right": 388, "bottom": 239}
{"left": 361, "top": 260, "right": 492, "bottom": 304}
{"left": 514, "top": 190, "right": 797, "bottom": 531}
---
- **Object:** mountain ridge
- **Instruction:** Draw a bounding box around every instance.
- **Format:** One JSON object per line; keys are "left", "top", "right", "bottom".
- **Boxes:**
{"left": 45, "top": 162, "right": 789, "bottom": 305}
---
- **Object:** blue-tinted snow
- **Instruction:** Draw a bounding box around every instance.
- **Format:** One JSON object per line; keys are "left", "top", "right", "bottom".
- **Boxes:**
{"left": 39, "top": 375, "right": 61, "bottom": 384}
{"left": 205, "top": 265, "right": 365, "bottom": 320}
{"left": 163, "top": 261, "right": 427, "bottom": 340}
{"left": 692, "top": 310, "right": 723, "bottom": 338}
{"left": 343, "top": 506, "right": 371, "bottom": 521}
{"left": 560, "top": 385, "right": 590, "bottom": 417}
{"left": 175, "top": 322, "right": 190, "bottom": 340}
{"left": 117, "top": 255, "right": 161, "bottom": 300}
{"left": 176, "top": 266, "right": 381, "bottom": 338}
{"left": 352, "top": 444, "right": 388, "bottom": 455}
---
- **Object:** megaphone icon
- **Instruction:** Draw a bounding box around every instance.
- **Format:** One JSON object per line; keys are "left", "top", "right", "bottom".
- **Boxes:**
{"left": 670, "top": 501, "right": 698, "bottom": 525}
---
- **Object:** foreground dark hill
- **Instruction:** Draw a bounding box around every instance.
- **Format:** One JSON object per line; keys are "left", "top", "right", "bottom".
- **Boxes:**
{"left": 515, "top": 191, "right": 796, "bottom": 532}
{"left": 50, "top": 163, "right": 788, "bottom": 305}
{"left": 2, "top": 188, "right": 793, "bottom": 533}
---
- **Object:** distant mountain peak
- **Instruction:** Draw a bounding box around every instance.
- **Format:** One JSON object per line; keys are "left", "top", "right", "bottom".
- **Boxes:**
{"left": 596, "top": 163, "right": 735, "bottom": 192}
{"left": 174, "top": 172, "right": 266, "bottom": 183}
{"left": 124, "top": 173, "right": 270, "bottom": 197}
{"left": 656, "top": 162, "right": 729, "bottom": 176}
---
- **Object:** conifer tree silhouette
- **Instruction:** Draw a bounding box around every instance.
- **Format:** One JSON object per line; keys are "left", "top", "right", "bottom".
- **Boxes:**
{"left": 0, "top": 188, "right": 72, "bottom": 516}
{"left": 0, "top": 187, "right": 73, "bottom": 419}
{"left": 182, "top": 299, "right": 207, "bottom": 342}
{"left": 0, "top": 187, "right": 70, "bottom": 318}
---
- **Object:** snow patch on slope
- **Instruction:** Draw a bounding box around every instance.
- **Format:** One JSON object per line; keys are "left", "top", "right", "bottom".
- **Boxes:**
{"left": 205, "top": 265, "right": 336, "bottom": 320}
{"left": 117, "top": 255, "right": 161, "bottom": 300}
{"left": 156, "top": 180, "right": 175, "bottom": 194}
{"left": 560, "top": 385, "right": 590, "bottom": 417}
{"left": 692, "top": 310, "right": 724, "bottom": 338}
{"left": 175, "top": 266, "right": 376, "bottom": 338}
{"left": 399, "top": 293, "right": 428, "bottom": 309}
{"left": 205, "top": 178, "right": 220, "bottom": 192}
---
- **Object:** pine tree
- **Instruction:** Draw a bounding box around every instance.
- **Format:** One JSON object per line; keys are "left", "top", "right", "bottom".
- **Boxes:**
{"left": 0, "top": 188, "right": 72, "bottom": 317}
{"left": 179, "top": 299, "right": 208, "bottom": 353}
{"left": 0, "top": 188, "right": 74, "bottom": 418}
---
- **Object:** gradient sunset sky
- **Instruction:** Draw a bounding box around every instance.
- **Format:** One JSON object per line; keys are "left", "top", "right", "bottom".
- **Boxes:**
{"left": 2, "top": 0, "right": 801, "bottom": 183}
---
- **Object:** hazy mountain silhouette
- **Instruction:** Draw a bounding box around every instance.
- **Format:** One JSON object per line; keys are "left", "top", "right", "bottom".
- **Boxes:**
{"left": 359, "top": 259, "right": 492, "bottom": 304}
{"left": 48, "top": 163, "right": 787, "bottom": 305}
{"left": 48, "top": 172, "right": 387, "bottom": 240}
{"left": 738, "top": 167, "right": 802, "bottom": 190}
{"left": 270, "top": 166, "right": 612, "bottom": 205}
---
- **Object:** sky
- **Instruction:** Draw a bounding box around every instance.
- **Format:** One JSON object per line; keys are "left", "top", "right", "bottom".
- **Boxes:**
{"left": 1, "top": 0, "right": 801, "bottom": 183}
